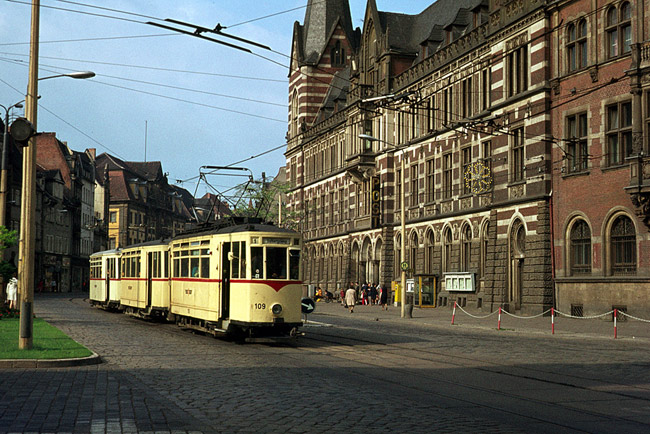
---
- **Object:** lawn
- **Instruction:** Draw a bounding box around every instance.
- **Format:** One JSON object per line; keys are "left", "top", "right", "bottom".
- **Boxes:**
{"left": 0, "top": 317, "right": 93, "bottom": 360}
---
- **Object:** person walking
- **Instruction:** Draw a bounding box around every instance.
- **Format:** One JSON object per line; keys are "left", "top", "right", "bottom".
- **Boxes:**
{"left": 370, "top": 284, "right": 378, "bottom": 305}
{"left": 6, "top": 273, "right": 18, "bottom": 310}
{"left": 380, "top": 285, "right": 388, "bottom": 311}
{"left": 345, "top": 285, "right": 357, "bottom": 313}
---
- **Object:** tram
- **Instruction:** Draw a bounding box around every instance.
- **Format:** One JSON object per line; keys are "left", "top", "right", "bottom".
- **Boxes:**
{"left": 89, "top": 248, "right": 121, "bottom": 310}
{"left": 89, "top": 219, "right": 303, "bottom": 339}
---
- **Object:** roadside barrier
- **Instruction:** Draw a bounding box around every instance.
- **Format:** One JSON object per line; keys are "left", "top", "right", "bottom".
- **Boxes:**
{"left": 451, "top": 301, "right": 650, "bottom": 339}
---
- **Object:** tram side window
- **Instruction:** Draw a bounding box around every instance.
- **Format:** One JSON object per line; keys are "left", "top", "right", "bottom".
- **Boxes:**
{"left": 181, "top": 255, "right": 189, "bottom": 278}
{"left": 251, "top": 247, "right": 263, "bottom": 279}
{"left": 173, "top": 251, "right": 179, "bottom": 277}
{"left": 240, "top": 243, "right": 246, "bottom": 278}
{"left": 289, "top": 250, "right": 300, "bottom": 280}
{"left": 191, "top": 249, "right": 200, "bottom": 277}
{"left": 267, "top": 247, "right": 287, "bottom": 279}
{"left": 231, "top": 242, "right": 240, "bottom": 278}
{"left": 201, "top": 253, "right": 210, "bottom": 278}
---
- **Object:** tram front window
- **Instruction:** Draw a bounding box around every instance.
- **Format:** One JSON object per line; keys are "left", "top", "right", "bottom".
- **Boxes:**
{"left": 267, "top": 247, "right": 287, "bottom": 279}
{"left": 251, "top": 247, "right": 263, "bottom": 279}
{"left": 289, "top": 250, "right": 300, "bottom": 280}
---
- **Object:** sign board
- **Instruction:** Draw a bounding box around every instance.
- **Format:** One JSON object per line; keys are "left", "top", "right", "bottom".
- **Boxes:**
{"left": 301, "top": 297, "right": 315, "bottom": 314}
{"left": 371, "top": 175, "right": 381, "bottom": 228}
{"left": 443, "top": 273, "right": 476, "bottom": 292}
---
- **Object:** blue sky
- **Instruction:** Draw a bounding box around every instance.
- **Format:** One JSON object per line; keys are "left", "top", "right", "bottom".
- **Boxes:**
{"left": 0, "top": 1, "right": 433, "bottom": 198}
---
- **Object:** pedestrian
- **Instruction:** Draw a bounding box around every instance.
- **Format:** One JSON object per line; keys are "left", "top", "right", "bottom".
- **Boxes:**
{"left": 380, "top": 285, "right": 388, "bottom": 311}
{"left": 340, "top": 288, "right": 345, "bottom": 306}
{"left": 6, "top": 273, "right": 18, "bottom": 310}
{"left": 37, "top": 279, "right": 44, "bottom": 293}
{"left": 345, "top": 285, "right": 356, "bottom": 313}
{"left": 51, "top": 278, "right": 57, "bottom": 293}
{"left": 370, "top": 284, "right": 378, "bottom": 305}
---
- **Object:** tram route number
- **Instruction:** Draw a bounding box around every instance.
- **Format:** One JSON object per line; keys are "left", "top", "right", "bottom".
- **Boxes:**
{"left": 254, "top": 303, "right": 266, "bottom": 310}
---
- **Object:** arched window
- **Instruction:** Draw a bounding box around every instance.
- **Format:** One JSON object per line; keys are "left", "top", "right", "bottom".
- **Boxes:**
{"left": 567, "top": 20, "right": 587, "bottom": 71}
{"left": 395, "top": 233, "right": 402, "bottom": 279}
{"left": 611, "top": 215, "right": 636, "bottom": 275}
{"left": 443, "top": 227, "right": 453, "bottom": 273}
{"left": 621, "top": 2, "right": 632, "bottom": 54}
{"left": 570, "top": 220, "right": 591, "bottom": 275}
{"left": 462, "top": 225, "right": 472, "bottom": 272}
{"left": 606, "top": 3, "right": 632, "bottom": 59}
{"left": 410, "top": 232, "right": 419, "bottom": 275}
{"left": 480, "top": 221, "right": 490, "bottom": 278}
{"left": 291, "top": 90, "right": 299, "bottom": 137}
{"left": 425, "top": 230, "right": 435, "bottom": 274}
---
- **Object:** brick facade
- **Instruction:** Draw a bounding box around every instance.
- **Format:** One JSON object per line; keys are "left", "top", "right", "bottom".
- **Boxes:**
{"left": 287, "top": 0, "right": 650, "bottom": 315}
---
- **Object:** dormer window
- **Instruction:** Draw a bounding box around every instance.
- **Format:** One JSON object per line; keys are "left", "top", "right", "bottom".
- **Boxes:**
{"left": 331, "top": 41, "right": 345, "bottom": 67}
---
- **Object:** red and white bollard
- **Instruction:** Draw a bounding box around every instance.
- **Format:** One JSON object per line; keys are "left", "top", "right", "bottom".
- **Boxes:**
{"left": 451, "top": 301, "right": 457, "bottom": 325}
{"left": 614, "top": 308, "right": 618, "bottom": 339}
{"left": 498, "top": 306, "right": 502, "bottom": 330}
{"left": 551, "top": 307, "right": 555, "bottom": 335}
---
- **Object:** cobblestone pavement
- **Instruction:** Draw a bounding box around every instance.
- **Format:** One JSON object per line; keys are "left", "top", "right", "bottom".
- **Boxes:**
{"left": 2, "top": 293, "right": 650, "bottom": 433}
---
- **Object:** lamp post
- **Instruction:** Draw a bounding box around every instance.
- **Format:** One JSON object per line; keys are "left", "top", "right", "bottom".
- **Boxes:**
{"left": 359, "top": 134, "right": 408, "bottom": 318}
{"left": 18, "top": 0, "right": 95, "bottom": 349}
{"left": 0, "top": 101, "right": 24, "bottom": 228}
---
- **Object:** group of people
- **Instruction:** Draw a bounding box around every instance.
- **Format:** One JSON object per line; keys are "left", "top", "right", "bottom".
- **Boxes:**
{"left": 341, "top": 282, "right": 389, "bottom": 313}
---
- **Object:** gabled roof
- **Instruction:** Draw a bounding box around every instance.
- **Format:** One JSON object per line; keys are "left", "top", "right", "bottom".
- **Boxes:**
{"left": 293, "top": 0, "right": 359, "bottom": 66}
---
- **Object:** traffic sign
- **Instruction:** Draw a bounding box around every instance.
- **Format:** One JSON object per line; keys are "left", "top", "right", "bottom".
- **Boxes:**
{"left": 301, "top": 297, "right": 315, "bottom": 314}
{"left": 400, "top": 261, "right": 409, "bottom": 271}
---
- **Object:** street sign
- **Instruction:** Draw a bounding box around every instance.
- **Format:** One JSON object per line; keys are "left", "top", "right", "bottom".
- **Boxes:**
{"left": 400, "top": 261, "right": 409, "bottom": 271}
{"left": 301, "top": 297, "right": 315, "bottom": 314}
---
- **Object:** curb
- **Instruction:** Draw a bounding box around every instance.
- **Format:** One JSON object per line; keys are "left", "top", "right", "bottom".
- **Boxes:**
{"left": 0, "top": 351, "right": 102, "bottom": 369}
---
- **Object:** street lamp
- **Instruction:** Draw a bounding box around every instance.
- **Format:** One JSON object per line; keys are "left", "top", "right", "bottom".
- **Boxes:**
{"left": 0, "top": 101, "right": 24, "bottom": 227}
{"left": 358, "top": 133, "right": 408, "bottom": 318}
{"left": 18, "top": 1, "right": 95, "bottom": 349}
{"left": 39, "top": 71, "right": 95, "bottom": 81}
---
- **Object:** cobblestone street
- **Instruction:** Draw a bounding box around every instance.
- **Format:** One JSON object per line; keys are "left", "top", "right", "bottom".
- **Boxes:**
{"left": 2, "top": 293, "right": 650, "bottom": 433}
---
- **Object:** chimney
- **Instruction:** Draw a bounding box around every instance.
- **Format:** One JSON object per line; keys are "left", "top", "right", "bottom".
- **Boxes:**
{"left": 88, "top": 148, "right": 96, "bottom": 159}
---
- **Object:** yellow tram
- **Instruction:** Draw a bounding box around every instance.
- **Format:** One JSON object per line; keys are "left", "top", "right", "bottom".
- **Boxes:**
{"left": 120, "top": 240, "right": 170, "bottom": 319}
{"left": 89, "top": 219, "right": 303, "bottom": 340}
{"left": 169, "top": 221, "right": 303, "bottom": 338}
{"left": 89, "top": 248, "right": 121, "bottom": 309}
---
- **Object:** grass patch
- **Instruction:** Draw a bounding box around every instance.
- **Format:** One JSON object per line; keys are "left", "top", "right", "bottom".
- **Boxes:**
{"left": 0, "top": 318, "right": 92, "bottom": 359}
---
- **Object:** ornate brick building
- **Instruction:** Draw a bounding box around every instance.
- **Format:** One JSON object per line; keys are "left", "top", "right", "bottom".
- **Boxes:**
{"left": 286, "top": 0, "right": 650, "bottom": 315}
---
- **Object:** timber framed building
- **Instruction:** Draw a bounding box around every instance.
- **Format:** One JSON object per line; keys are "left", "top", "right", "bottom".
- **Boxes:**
{"left": 286, "top": 0, "right": 650, "bottom": 315}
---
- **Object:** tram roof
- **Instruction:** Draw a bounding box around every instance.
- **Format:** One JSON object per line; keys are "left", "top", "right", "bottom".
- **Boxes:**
{"left": 174, "top": 217, "right": 297, "bottom": 240}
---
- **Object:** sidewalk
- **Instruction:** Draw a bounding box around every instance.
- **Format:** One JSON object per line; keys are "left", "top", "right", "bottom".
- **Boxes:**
{"left": 307, "top": 299, "right": 650, "bottom": 341}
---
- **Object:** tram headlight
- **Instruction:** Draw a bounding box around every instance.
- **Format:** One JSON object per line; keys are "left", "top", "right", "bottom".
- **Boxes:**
{"left": 271, "top": 303, "right": 283, "bottom": 315}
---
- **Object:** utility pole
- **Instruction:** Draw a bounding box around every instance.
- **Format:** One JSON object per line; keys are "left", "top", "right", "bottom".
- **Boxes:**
{"left": 18, "top": 0, "right": 40, "bottom": 350}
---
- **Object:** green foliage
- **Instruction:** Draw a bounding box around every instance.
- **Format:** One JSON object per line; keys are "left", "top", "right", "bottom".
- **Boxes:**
{"left": 0, "top": 226, "right": 17, "bottom": 281}
{"left": 232, "top": 178, "right": 302, "bottom": 230}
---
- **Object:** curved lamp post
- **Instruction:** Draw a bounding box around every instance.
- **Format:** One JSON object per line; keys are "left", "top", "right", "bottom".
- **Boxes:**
{"left": 359, "top": 133, "right": 408, "bottom": 319}
{"left": 18, "top": 1, "right": 96, "bottom": 349}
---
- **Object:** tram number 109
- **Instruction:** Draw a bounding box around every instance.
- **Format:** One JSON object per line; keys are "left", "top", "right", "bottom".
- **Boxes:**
{"left": 254, "top": 303, "right": 266, "bottom": 310}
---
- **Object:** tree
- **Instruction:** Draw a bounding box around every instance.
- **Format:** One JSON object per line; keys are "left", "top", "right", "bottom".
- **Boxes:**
{"left": 0, "top": 225, "right": 18, "bottom": 302}
{"left": 231, "top": 177, "right": 302, "bottom": 230}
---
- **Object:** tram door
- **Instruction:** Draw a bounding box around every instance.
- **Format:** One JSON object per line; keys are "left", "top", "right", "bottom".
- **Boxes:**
{"left": 221, "top": 242, "right": 231, "bottom": 319}
{"left": 104, "top": 257, "right": 111, "bottom": 303}
{"left": 146, "top": 252, "right": 153, "bottom": 309}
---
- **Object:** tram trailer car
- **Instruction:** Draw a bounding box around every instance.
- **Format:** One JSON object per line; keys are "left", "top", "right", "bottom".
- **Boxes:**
{"left": 120, "top": 240, "right": 171, "bottom": 319}
{"left": 169, "top": 222, "right": 303, "bottom": 340}
{"left": 89, "top": 249, "right": 122, "bottom": 310}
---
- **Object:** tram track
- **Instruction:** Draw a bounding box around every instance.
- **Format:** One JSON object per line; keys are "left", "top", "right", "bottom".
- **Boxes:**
{"left": 291, "top": 325, "right": 650, "bottom": 433}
